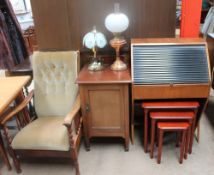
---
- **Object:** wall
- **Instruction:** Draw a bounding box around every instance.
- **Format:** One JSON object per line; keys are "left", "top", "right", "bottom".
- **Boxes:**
{"left": 30, "top": 0, "right": 177, "bottom": 51}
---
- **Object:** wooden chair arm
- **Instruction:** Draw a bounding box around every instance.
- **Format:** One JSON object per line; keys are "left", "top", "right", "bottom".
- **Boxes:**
{"left": 63, "top": 94, "right": 81, "bottom": 127}
{"left": 0, "top": 90, "right": 34, "bottom": 125}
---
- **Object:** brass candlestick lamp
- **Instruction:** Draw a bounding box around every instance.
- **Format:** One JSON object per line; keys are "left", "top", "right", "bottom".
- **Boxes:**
{"left": 105, "top": 3, "right": 129, "bottom": 71}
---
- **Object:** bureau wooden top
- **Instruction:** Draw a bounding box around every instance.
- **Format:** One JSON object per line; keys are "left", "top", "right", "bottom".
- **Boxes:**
{"left": 131, "top": 38, "right": 206, "bottom": 45}
{"left": 76, "top": 65, "right": 131, "bottom": 84}
{"left": 0, "top": 76, "right": 30, "bottom": 115}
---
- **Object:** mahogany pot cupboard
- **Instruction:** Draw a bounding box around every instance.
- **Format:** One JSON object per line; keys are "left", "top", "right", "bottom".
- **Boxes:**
{"left": 76, "top": 65, "right": 131, "bottom": 151}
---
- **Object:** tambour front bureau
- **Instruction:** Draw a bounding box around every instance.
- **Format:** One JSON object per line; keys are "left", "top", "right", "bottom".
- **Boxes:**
{"left": 131, "top": 38, "right": 211, "bottom": 144}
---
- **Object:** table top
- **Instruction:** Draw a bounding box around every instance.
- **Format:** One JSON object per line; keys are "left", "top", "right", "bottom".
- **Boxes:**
{"left": 76, "top": 65, "right": 131, "bottom": 84}
{"left": 0, "top": 76, "right": 31, "bottom": 115}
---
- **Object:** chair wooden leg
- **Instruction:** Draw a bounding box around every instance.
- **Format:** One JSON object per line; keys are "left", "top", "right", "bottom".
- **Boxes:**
{"left": 0, "top": 145, "right": 11, "bottom": 170}
{"left": 74, "top": 161, "right": 80, "bottom": 175}
{"left": 150, "top": 119, "right": 155, "bottom": 158}
{"left": 196, "top": 122, "right": 200, "bottom": 143}
{"left": 2, "top": 126, "right": 21, "bottom": 173}
{"left": 71, "top": 149, "right": 80, "bottom": 175}
{"left": 10, "top": 148, "right": 21, "bottom": 173}
{"left": 156, "top": 127, "right": 159, "bottom": 147}
{"left": 66, "top": 124, "right": 81, "bottom": 175}
{"left": 189, "top": 118, "right": 196, "bottom": 154}
{"left": 179, "top": 130, "right": 186, "bottom": 164}
{"left": 157, "top": 129, "right": 163, "bottom": 164}
{"left": 0, "top": 135, "right": 11, "bottom": 170}
{"left": 184, "top": 127, "right": 191, "bottom": 159}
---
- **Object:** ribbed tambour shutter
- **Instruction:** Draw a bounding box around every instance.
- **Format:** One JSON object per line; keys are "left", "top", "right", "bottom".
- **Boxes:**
{"left": 132, "top": 44, "right": 209, "bottom": 84}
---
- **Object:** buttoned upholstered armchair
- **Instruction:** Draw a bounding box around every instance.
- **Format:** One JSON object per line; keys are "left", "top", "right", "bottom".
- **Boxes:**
{"left": 0, "top": 51, "right": 82, "bottom": 175}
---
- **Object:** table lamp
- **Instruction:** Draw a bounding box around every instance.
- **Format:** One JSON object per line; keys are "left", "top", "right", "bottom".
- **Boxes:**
{"left": 105, "top": 3, "right": 129, "bottom": 71}
{"left": 83, "top": 27, "right": 107, "bottom": 71}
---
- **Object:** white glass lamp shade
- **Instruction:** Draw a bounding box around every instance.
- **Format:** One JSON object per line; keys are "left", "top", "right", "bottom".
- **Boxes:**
{"left": 95, "top": 33, "right": 107, "bottom": 48}
{"left": 83, "top": 32, "right": 95, "bottom": 49}
{"left": 83, "top": 31, "right": 107, "bottom": 49}
{"left": 105, "top": 13, "right": 129, "bottom": 33}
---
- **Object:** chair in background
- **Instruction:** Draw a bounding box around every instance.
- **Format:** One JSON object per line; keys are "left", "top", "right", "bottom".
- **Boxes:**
{"left": 0, "top": 51, "right": 82, "bottom": 175}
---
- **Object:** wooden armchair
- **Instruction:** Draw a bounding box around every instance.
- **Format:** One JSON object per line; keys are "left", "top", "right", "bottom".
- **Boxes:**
{"left": 0, "top": 51, "right": 82, "bottom": 175}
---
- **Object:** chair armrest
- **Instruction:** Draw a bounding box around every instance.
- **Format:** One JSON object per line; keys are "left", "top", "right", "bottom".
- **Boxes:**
{"left": 0, "top": 90, "right": 34, "bottom": 125}
{"left": 63, "top": 94, "right": 81, "bottom": 127}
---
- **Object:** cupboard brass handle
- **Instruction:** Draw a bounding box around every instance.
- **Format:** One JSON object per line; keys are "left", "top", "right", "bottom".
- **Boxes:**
{"left": 86, "top": 103, "right": 90, "bottom": 113}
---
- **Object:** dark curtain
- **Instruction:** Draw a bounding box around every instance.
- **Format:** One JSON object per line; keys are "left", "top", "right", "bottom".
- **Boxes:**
{"left": 0, "top": 0, "right": 29, "bottom": 70}
{"left": 0, "top": 10, "right": 14, "bottom": 69}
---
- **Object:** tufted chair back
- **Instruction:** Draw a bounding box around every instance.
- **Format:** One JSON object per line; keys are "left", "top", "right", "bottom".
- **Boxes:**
{"left": 32, "top": 51, "right": 79, "bottom": 117}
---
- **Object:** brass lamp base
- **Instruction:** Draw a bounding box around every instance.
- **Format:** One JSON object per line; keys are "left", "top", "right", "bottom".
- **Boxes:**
{"left": 111, "top": 58, "right": 127, "bottom": 71}
{"left": 110, "top": 37, "right": 127, "bottom": 71}
{"left": 88, "top": 58, "right": 103, "bottom": 71}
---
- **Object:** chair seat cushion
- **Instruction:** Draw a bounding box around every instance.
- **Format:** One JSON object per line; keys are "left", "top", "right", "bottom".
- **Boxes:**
{"left": 12, "top": 117, "right": 69, "bottom": 151}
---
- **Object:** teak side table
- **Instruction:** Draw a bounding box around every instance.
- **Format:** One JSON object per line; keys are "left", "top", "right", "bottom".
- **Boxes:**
{"left": 76, "top": 65, "right": 131, "bottom": 151}
{"left": 0, "top": 76, "right": 31, "bottom": 171}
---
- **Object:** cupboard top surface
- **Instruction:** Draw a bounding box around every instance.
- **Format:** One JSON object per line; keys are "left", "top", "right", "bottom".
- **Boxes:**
{"left": 76, "top": 65, "right": 131, "bottom": 84}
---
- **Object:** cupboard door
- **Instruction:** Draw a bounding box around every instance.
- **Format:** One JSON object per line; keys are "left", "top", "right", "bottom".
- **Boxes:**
{"left": 86, "top": 85, "right": 125, "bottom": 136}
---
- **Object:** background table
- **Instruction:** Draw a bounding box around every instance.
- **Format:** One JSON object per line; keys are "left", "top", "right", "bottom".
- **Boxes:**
{"left": 0, "top": 76, "right": 30, "bottom": 170}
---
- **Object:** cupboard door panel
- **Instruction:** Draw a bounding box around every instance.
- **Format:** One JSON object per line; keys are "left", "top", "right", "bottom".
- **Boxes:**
{"left": 84, "top": 85, "right": 125, "bottom": 136}
{"left": 88, "top": 89, "right": 122, "bottom": 129}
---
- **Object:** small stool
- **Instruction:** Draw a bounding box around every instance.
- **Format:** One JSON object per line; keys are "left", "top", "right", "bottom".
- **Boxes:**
{"left": 157, "top": 122, "right": 190, "bottom": 164}
{"left": 142, "top": 101, "right": 199, "bottom": 153}
{"left": 150, "top": 112, "right": 195, "bottom": 159}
